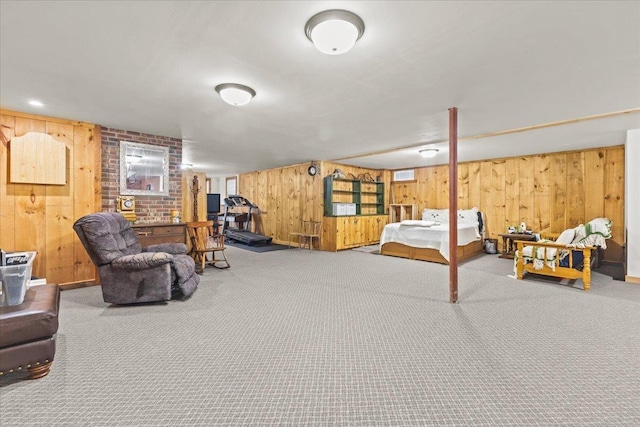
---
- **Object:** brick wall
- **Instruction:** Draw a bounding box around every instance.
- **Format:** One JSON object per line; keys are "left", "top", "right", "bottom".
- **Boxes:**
{"left": 101, "top": 127, "right": 182, "bottom": 223}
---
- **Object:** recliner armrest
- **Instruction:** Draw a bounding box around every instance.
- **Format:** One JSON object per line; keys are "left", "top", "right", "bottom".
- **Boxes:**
{"left": 144, "top": 243, "right": 188, "bottom": 255}
{"left": 111, "top": 252, "right": 173, "bottom": 270}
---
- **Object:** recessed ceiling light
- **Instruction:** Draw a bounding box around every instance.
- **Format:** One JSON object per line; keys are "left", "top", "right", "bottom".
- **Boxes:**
{"left": 29, "top": 100, "right": 44, "bottom": 107}
{"left": 419, "top": 149, "right": 439, "bottom": 158}
{"left": 214, "top": 83, "right": 256, "bottom": 106}
{"left": 305, "top": 9, "right": 365, "bottom": 55}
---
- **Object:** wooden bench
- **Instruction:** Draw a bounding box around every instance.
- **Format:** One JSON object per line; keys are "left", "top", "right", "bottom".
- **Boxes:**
{"left": 515, "top": 240, "right": 594, "bottom": 291}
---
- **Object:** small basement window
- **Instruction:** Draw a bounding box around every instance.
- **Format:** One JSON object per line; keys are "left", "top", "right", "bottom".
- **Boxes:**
{"left": 393, "top": 169, "right": 415, "bottom": 181}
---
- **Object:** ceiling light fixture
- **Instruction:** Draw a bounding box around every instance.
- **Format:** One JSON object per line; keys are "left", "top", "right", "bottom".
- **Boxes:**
{"left": 29, "top": 100, "right": 44, "bottom": 107}
{"left": 304, "top": 9, "right": 365, "bottom": 55}
{"left": 419, "top": 149, "right": 439, "bottom": 158}
{"left": 214, "top": 83, "right": 256, "bottom": 106}
{"left": 181, "top": 163, "right": 193, "bottom": 170}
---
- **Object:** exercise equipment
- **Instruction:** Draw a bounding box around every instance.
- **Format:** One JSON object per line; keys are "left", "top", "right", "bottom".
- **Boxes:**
{"left": 222, "top": 195, "right": 273, "bottom": 246}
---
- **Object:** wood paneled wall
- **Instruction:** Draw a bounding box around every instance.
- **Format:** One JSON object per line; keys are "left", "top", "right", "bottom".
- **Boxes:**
{"left": 239, "top": 161, "right": 388, "bottom": 245}
{"left": 1, "top": 110, "right": 101, "bottom": 285}
{"left": 235, "top": 146, "right": 625, "bottom": 260}
{"left": 391, "top": 146, "right": 625, "bottom": 261}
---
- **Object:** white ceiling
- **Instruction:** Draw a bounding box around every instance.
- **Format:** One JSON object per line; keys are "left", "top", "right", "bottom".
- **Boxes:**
{"left": 1, "top": 1, "right": 639, "bottom": 178}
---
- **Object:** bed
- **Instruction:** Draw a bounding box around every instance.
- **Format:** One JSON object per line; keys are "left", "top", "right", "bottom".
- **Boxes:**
{"left": 514, "top": 218, "right": 612, "bottom": 291}
{"left": 379, "top": 207, "right": 484, "bottom": 264}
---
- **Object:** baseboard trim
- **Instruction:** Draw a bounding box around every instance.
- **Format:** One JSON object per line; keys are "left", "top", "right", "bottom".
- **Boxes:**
{"left": 59, "top": 280, "right": 98, "bottom": 290}
{"left": 625, "top": 275, "right": 640, "bottom": 284}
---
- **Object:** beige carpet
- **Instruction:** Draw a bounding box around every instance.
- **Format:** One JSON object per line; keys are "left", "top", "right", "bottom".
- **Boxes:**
{"left": 1, "top": 246, "right": 639, "bottom": 426}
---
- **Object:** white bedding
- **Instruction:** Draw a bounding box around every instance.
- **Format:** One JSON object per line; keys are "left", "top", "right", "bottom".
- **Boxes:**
{"left": 380, "top": 221, "right": 481, "bottom": 261}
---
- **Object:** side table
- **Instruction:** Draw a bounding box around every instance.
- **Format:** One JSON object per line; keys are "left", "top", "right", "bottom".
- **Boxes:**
{"left": 498, "top": 233, "right": 537, "bottom": 259}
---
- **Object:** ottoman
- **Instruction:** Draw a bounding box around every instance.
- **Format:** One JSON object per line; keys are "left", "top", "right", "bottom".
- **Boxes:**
{"left": 0, "top": 284, "right": 60, "bottom": 379}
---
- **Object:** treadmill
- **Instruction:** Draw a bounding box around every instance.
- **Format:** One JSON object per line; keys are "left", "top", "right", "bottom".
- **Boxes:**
{"left": 222, "top": 195, "right": 273, "bottom": 246}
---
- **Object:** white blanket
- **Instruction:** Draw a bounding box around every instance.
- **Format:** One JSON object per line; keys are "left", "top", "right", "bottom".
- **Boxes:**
{"left": 570, "top": 218, "right": 612, "bottom": 249}
{"left": 518, "top": 240, "right": 564, "bottom": 272}
{"left": 380, "top": 222, "right": 481, "bottom": 261}
{"left": 513, "top": 218, "right": 612, "bottom": 274}
{"left": 400, "top": 220, "right": 439, "bottom": 227}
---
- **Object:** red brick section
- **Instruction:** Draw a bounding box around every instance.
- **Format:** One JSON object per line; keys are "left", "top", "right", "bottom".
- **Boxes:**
{"left": 101, "top": 127, "right": 182, "bottom": 223}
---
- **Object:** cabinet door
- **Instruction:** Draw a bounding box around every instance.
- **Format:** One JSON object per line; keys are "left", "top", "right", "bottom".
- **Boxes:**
{"left": 337, "top": 217, "right": 365, "bottom": 249}
{"left": 321, "top": 217, "right": 338, "bottom": 251}
{"left": 363, "top": 216, "right": 387, "bottom": 244}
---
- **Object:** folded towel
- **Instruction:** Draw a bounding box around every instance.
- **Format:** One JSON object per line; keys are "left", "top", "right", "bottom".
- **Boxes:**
{"left": 400, "top": 220, "right": 439, "bottom": 227}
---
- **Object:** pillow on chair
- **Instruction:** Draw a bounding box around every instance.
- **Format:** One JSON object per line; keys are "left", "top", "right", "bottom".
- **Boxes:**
{"left": 555, "top": 228, "right": 576, "bottom": 245}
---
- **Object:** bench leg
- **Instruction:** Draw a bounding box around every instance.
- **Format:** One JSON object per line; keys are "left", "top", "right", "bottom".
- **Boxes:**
{"left": 583, "top": 248, "right": 591, "bottom": 291}
{"left": 583, "top": 261, "right": 591, "bottom": 291}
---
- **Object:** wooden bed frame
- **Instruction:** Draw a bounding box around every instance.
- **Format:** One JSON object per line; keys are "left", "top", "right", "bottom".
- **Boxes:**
{"left": 515, "top": 240, "right": 593, "bottom": 291}
{"left": 380, "top": 239, "right": 484, "bottom": 265}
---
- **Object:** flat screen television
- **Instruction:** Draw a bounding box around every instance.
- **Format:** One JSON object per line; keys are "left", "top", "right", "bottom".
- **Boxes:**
{"left": 207, "top": 193, "right": 221, "bottom": 214}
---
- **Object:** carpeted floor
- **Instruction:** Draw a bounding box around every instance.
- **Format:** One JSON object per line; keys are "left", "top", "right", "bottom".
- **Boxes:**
{"left": 350, "top": 244, "right": 380, "bottom": 254}
{"left": 1, "top": 246, "right": 639, "bottom": 426}
{"left": 595, "top": 262, "right": 626, "bottom": 281}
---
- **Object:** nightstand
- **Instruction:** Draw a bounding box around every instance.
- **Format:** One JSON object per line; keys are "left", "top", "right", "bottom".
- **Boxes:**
{"left": 498, "top": 233, "right": 537, "bottom": 259}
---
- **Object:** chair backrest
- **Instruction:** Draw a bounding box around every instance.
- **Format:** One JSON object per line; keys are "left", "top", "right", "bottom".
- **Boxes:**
{"left": 186, "top": 221, "right": 221, "bottom": 251}
{"left": 301, "top": 220, "right": 322, "bottom": 236}
{"left": 73, "top": 212, "right": 142, "bottom": 266}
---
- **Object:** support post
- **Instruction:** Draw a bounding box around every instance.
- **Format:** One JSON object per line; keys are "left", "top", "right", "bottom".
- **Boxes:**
{"left": 449, "top": 107, "right": 459, "bottom": 303}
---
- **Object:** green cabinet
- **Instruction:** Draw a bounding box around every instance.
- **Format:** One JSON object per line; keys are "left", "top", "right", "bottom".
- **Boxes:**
{"left": 323, "top": 176, "right": 384, "bottom": 217}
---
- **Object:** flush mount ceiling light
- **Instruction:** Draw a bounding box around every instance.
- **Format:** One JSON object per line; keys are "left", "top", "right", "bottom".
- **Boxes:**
{"left": 28, "top": 100, "right": 44, "bottom": 107}
{"left": 305, "top": 9, "right": 365, "bottom": 55}
{"left": 214, "top": 83, "right": 256, "bottom": 106}
{"left": 181, "top": 163, "right": 193, "bottom": 170}
{"left": 419, "top": 149, "right": 439, "bottom": 158}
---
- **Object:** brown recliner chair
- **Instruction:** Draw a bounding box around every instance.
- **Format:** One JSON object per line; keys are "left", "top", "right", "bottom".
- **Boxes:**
{"left": 73, "top": 212, "right": 199, "bottom": 304}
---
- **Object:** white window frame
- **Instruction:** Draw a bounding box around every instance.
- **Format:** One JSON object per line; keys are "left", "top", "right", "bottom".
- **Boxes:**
{"left": 393, "top": 169, "right": 415, "bottom": 182}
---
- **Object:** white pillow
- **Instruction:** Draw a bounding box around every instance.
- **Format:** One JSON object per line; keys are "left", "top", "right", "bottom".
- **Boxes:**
{"left": 458, "top": 207, "right": 479, "bottom": 224}
{"left": 555, "top": 228, "right": 576, "bottom": 245}
{"left": 422, "top": 209, "right": 449, "bottom": 223}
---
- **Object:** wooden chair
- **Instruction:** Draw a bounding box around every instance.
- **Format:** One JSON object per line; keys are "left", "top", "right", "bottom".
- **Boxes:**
{"left": 186, "top": 221, "right": 230, "bottom": 273}
{"left": 289, "top": 220, "right": 322, "bottom": 250}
